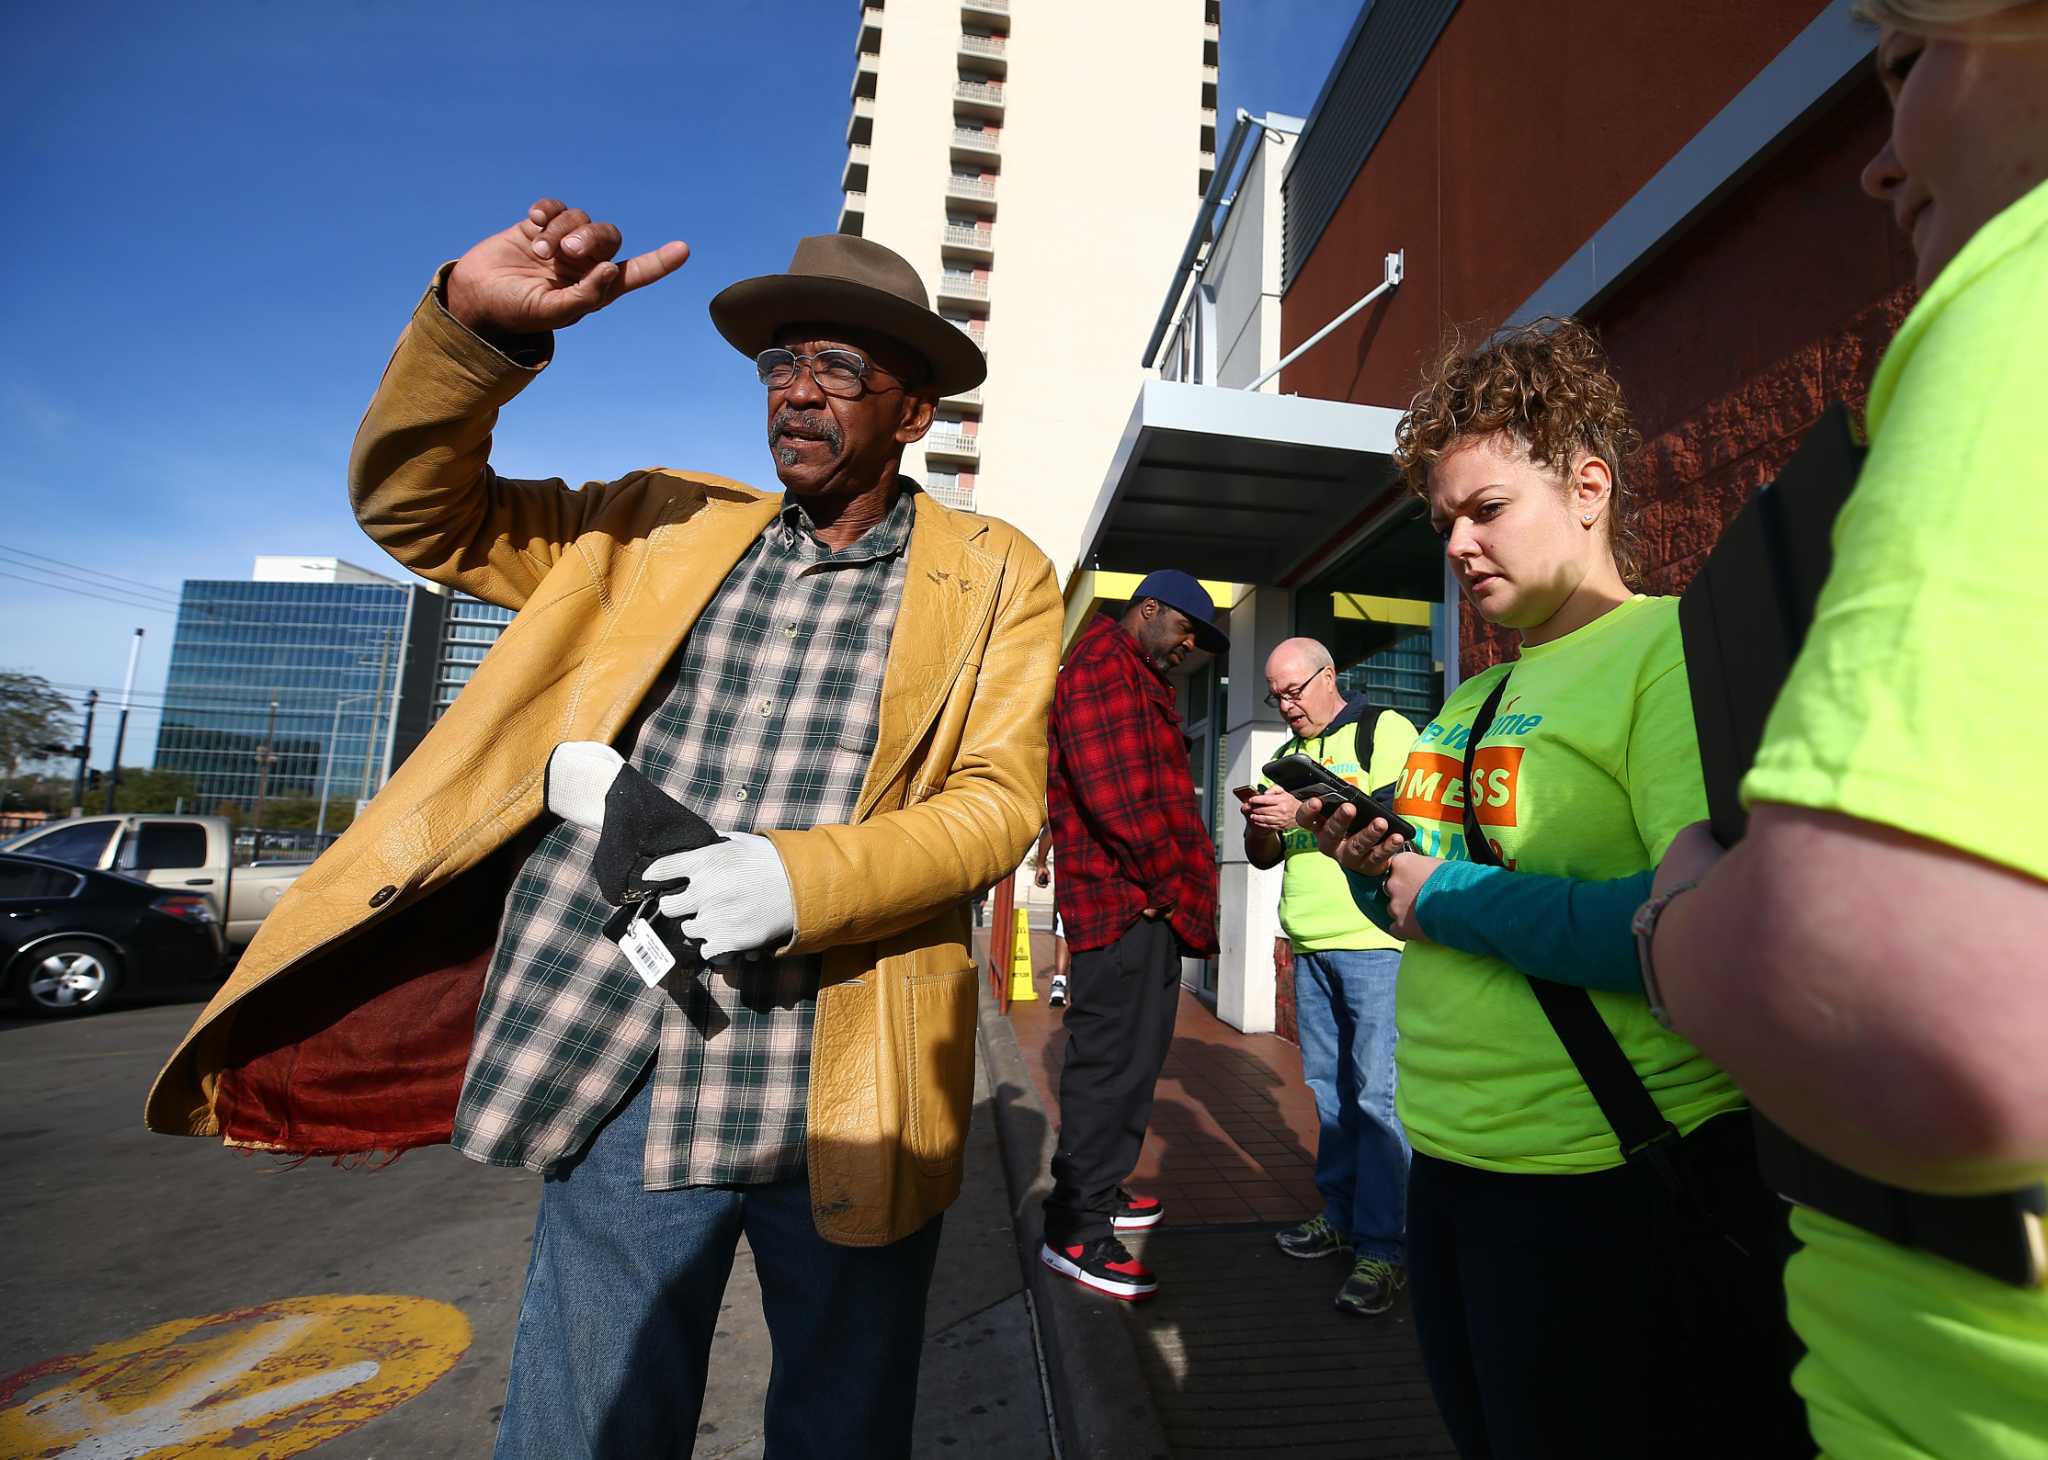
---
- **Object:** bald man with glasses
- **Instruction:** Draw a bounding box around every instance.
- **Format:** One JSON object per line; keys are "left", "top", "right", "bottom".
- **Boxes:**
{"left": 1242, "top": 637, "right": 1418, "bottom": 1316}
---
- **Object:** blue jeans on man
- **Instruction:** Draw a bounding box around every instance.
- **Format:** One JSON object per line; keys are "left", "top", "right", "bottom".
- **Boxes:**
{"left": 494, "top": 1071, "right": 944, "bottom": 1459}
{"left": 1292, "top": 946, "right": 1409, "bottom": 1261}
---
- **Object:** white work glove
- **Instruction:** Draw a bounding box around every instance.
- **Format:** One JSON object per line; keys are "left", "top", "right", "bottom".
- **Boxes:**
{"left": 546, "top": 742, "right": 624, "bottom": 831}
{"left": 647, "top": 833, "right": 796, "bottom": 964}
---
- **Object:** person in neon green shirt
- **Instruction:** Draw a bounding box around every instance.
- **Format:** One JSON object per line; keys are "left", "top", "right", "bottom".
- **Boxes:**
{"left": 1241, "top": 636, "right": 1416, "bottom": 1316}
{"left": 1648, "top": 7, "right": 2048, "bottom": 1458}
{"left": 1301, "top": 320, "right": 1809, "bottom": 1458}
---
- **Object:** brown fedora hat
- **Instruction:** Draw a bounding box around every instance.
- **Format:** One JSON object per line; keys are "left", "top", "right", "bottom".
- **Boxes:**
{"left": 709, "top": 234, "right": 987, "bottom": 397}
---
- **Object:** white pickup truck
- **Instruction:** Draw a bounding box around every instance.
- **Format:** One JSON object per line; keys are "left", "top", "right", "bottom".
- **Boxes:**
{"left": 0, "top": 814, "right": 310, "bottom": 950}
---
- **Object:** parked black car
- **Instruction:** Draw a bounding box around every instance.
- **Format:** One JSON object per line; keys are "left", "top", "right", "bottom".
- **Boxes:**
{"left": 1, "top": 852, "right": 224, "bottom": 1016}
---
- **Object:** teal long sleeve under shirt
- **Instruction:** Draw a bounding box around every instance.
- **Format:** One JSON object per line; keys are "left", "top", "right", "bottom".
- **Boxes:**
{"left": 1344, "top": 861, "right": 1653, "bottom": 995}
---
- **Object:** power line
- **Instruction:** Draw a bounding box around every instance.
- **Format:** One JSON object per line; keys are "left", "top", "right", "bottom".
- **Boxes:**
{"left": 0, "top": 545, "right": 183, "bottom": 600}
{"left": 0, "top": 559, "right": 182, "bottom": 606}
{"left": 0, "top": 568, "right": 177, "bottom": 615}
{"left": 42, "top": 681, "right": 398, "bottom": 712}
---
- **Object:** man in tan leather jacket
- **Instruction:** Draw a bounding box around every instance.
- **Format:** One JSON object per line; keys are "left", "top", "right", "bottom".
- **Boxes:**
{"left": 144, "top": 199, "right": 1060, "bottom": 1458}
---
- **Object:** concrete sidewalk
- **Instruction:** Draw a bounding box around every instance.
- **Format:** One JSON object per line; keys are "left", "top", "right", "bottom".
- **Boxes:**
{"left": 690, "top": 1039, "right": 1055, "bottom": 1460}
{"left": 987, "top": 928, "right": 1457, "bottom": 1459}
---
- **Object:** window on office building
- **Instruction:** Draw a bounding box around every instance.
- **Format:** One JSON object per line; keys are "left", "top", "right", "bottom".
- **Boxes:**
{"left": 1293, "top": 511, "right": 1450, "bottom": 729}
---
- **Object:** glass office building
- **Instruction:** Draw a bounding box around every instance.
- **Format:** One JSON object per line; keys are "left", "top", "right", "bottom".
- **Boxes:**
{"left": 153, "top": 562, "right": 442, "bottom": 817}
{"left": 433, "top": 593, "right": 515, "bottom": 721}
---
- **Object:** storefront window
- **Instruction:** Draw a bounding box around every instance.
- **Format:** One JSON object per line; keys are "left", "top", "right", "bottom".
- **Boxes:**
{"left": 1294, "top": 511, "right": 1449, "bottom": 728}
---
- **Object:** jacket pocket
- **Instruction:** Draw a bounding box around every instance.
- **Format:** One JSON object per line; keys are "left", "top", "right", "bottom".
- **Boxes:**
{"left": 902, "top": 962, "right": 978, "bottom": 1177}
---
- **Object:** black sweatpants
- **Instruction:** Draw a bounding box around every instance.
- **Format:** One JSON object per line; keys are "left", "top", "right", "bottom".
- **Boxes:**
{"left": 1407, "top": 1113, "right": 1811, "bottom": 1460}
{"left": 1042, "top": 917, "right": 1181, "bottom": 1247}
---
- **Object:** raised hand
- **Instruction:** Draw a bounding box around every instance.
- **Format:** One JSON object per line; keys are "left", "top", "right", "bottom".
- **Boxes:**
{"left": 445, "top": 199, "right": 690, "bottom": 340}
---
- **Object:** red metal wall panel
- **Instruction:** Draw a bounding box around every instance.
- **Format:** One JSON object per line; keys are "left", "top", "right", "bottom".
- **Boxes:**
{"left": 1276, "top": 1, "right": 1928, "bottom": 676}
{"left": 1280, "top": 0, "right": 1828, "bottom": 408}
{"left": 1461, "top": 79, "right": 1916, "bottom": 670}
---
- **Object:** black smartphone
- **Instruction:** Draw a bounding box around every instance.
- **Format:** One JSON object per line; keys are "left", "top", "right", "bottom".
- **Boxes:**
{"left": 1260, "top": 753, "right": 1418, "bottom": 843}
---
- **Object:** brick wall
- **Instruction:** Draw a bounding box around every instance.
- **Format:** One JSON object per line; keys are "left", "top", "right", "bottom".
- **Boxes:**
{"left": 1459, "top": 78, "right": 1917, "bottom": 675}
{"left": 1274, "top": 937, "right": 1298, "bottom": 1045}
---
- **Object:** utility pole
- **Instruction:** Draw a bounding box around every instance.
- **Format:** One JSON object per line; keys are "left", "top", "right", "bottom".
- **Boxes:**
{"left": 103, "top": 627, "right": 145, "bottom": 812}
{"left": 70, "top": 690, "right": 97, "bottom": 814}
{"left": 251, "top": 691, "right": 281, "bottom": 834}
{"left": 317, "top": 693, "right": 375, "bottom": 838}
{"left": 357, "top": 629, "right": 394, "bottom": 806}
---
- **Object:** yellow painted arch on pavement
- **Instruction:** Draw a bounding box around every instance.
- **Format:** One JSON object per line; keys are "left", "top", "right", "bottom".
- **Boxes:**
{"left": 0, "top": 1293, "right": 471, "bottom": 1459}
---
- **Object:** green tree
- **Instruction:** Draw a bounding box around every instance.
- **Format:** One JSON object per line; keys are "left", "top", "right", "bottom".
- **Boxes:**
{"left": 259, "top": 796, "right": 321, "bottom": 830}
{"left": 0, "top": 670, "right": 77, "bottom": 784}
{"left": 110, "top": 767, "right": 198, "bottom": 814}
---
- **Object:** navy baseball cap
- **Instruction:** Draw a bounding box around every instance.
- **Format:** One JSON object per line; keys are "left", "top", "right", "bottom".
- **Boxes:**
{"left": 1131, "top": 569, "right": 1230, "bottom": 655}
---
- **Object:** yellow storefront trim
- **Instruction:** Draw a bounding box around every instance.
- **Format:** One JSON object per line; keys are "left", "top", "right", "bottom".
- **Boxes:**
{"left": 1062, "top": 570, "right": 1242, "bottom": 655}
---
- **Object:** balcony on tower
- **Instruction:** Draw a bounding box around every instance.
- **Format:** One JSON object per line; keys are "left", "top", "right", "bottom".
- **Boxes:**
{"left": 851, "top": 46, "right": 880, "bottom": 101}
{"left": 923, "top": 467, "right": 977, "bottom": 511}
{"left": 847, "top": 93, "right": 876, "bottom": 146}
{"left": 943, "top": 315, "right": 989, "bottom": 353}
{"left": 941, "top": 219, "right": 995, "bottom": 262}
{"left": 958, "top": 30, "right": 1007, "bottom": 78}
{"left": 842, "top": 142, "right": 870, "bottom": 194}
{"left": 950, "top": 124, "right": 1002, "bottom": 164}
{"left": 925, "top": 423, "right": 981, "bottom": 463}
{"left": 935, "top": 269, "right": 991, "bottom": 308}
{"left": 945, "top": 169, "right": 998, "bottom": 216}
{"left": 954, "top": 76, "right": 1005, "bottom": 119}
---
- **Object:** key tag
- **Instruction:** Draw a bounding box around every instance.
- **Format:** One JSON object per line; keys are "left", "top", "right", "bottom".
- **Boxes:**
{"left": 613, "top": 898, "right": 677, "bottom": 989}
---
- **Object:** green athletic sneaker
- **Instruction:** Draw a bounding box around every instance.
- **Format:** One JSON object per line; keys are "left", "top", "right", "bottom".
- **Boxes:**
{"left": 1333, "top": 1256, "right": 1406, "bottom": 1316}
{"left": 1273, "top": 1214, "right": 1351, "bottom": 1260}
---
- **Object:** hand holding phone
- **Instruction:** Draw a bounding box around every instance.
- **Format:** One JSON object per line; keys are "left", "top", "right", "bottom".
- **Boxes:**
{"left": 1239, "top": 782, "right": 1299, "bottom": 833}
{"left": 1261, "top": 753, "right": 1418, "bottom": 844}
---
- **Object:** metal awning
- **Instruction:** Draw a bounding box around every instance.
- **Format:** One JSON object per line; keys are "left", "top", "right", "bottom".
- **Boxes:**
{"left": 1076, "top": 380, "right": 1410, "bottom": 586}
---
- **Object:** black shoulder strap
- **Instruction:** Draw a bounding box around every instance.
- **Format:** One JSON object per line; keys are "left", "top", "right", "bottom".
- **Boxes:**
{"left": 1353, "top": 699, "right": 1398, "bottom": 802}
{"left": 1462, "top": 673, "right": 1680, "bottom": 1169}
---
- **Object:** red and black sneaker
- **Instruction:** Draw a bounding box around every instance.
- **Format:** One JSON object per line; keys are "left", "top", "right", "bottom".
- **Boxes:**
{"left": 1111, "top": 1187, "right": 1165, "bottom": 1230}
{"left": 1040, "top": 1235, "right": 1159, "bottom": 1300}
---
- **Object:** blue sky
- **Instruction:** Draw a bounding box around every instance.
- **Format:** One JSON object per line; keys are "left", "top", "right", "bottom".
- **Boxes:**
{"left": 3, "top": 0, "right": 1359, "bottom": 769}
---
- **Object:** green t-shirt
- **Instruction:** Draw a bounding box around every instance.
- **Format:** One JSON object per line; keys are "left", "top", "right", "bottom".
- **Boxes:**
{"left": 1392, "top": 595, "right": 1745, "bottom": 1171}
{"left": 1271, "top": 707, "right": 1416, "bottom": 952}
{"left": 1742, "top": 178, "right": 2048, "bottom": 1460}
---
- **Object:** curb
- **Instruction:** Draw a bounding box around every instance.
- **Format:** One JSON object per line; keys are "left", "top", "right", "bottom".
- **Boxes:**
{"left": 976, "top": 979, "right": 1172, "bottom": 1460}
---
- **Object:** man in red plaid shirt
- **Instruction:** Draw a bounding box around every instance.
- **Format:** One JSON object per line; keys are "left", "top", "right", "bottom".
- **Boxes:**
{"left": 1040, "top": 569, "right": 1225, "bottom": 1300}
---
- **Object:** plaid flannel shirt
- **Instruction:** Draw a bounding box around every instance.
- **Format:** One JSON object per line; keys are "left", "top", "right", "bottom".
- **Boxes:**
{"left": 452, "top": 489, "right": 913, "bottom": 1189}
{"left": 1046, "top": 614, "right": 1219, "bottom": 955}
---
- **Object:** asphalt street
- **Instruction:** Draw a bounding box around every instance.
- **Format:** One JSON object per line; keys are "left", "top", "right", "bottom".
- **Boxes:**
{"left": 1, "top": 993, "right": 1049, "bottom": 1459}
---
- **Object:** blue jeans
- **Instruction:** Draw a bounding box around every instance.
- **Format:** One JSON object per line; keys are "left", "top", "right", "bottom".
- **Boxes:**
{"left": 494, "top": 1073, "right": 944, "bottom": 1459}
{"left": 1292, "top": 947, "right": 1409, "bottom": 1262}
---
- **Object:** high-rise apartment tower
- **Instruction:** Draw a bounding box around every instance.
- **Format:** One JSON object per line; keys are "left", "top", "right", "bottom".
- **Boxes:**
{"left": 839, "top": 0, "right": 1219, "bottom": 582}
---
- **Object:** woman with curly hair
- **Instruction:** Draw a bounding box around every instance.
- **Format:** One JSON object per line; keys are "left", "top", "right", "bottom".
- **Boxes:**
{"left": 1644, "top": 4, "right": 2048, "bottom": 1457}
{"left": 1302, "top": 319, "right": 1808, "bottom": 1457}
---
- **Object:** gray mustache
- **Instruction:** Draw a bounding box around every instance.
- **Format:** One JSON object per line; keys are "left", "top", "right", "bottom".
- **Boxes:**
{"left": 769, "top": 410, "right": 843, "bottom": 452}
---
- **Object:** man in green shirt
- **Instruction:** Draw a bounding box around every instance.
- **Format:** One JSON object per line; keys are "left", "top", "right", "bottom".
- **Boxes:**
{"left": 1241, "top": 637, "right": 1416, "bottom": 1315}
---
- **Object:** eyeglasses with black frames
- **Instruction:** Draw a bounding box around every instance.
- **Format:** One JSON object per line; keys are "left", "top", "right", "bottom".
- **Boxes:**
{"left": 1263, "top": 664, "right": 1332, "bottom": 709}
{"left": 754, "top": 348, "right": 888, "bottom": 399}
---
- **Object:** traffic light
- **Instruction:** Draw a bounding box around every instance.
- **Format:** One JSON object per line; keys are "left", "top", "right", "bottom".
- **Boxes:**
{"left": 86, "top": 769, "right": 103, "bottom": 792}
